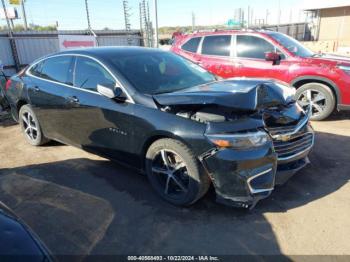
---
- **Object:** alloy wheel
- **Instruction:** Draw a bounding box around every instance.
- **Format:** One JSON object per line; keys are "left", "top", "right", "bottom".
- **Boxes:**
{"left": 151, "top": 149, "right": 190, "bottom": 197}
{"left": 297, "top": 89, "right": 326, "bottom": 117}
{"left": 22, "top": 111, "right": 38, "bottom": 141}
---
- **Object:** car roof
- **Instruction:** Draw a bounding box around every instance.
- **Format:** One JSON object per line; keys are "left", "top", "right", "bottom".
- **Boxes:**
{"left": 56, "top": 46, "right": 165, "bottom": 59}
{"left": 179, "top": 30, "right": 272, "bottom": 38}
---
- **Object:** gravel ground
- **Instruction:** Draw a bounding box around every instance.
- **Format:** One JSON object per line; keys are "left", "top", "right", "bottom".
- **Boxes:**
{"left": 0, "top": 110, "right": 349, "bottom": 259}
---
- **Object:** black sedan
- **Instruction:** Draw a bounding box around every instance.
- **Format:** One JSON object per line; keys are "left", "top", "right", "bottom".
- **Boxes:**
{"left": 3, "top": 47, "right": 314, "bottom": 208}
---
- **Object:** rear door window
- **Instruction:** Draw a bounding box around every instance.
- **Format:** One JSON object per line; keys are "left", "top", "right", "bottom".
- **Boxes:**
{"left": 40, "top": 56, "right": 73, "bottom": 85}
{"left": 181, "top": 37, "right": 201, "bottom": 53}
{"left": 201, "top": 35, "right": 231, "bottom": 56}
{"left": 29, "top": 61, "right": 44, "bottom": 77}
{"left": 236, "top": 35, "right": 275, "bottom": 59}
{"left": 74, "top": 57, "right": 115, "bottom": 92}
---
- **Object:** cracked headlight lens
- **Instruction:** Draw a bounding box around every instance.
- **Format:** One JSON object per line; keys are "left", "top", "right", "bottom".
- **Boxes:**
{"left": 206, "top": 131, "right": 270, "bottom": 149}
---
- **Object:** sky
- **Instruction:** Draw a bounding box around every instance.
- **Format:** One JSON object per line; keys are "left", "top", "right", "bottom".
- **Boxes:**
{"left": 0, "top": 0, "right": 325, "bottom": 30}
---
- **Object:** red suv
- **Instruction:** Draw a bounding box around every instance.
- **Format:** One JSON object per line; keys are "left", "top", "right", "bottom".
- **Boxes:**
{"left": 171, "top": 30, "right": 350, "bottom": 120}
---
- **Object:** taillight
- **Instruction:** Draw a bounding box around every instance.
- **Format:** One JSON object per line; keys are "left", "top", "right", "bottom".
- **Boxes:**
{"left": 5, "top": 79, "right": 12, "bottom": 91}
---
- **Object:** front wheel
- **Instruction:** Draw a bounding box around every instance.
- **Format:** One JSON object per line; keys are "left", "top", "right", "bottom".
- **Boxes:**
{"left": 145, "top": 138, "right": 210, "bottom": 206}
{"left": 295, "top": 83, "right": 335, "bottom": 121}
{"left": 19, "top": 104, "right": 49, "bottom": 146}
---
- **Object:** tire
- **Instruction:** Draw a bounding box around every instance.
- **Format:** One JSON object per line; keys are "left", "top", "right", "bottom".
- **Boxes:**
{"left": 19, "top": 104, "right": 49, "bottom": 146}
{"left": 295, "top": 82, "right": 335, "bottom": 121}
{"left": 145, "top": 138, "right": 210, "bottom": 206}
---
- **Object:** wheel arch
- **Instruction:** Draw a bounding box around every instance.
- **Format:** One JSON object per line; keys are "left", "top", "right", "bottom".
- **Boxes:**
{"left": 17, "top": 100, "right": 27, "bottom": 112}
{"left": 13, "top": 99, "right": 28, "bottom": 121}
{"left": 140, "top": 131, "right": 197, "bottom": 170}
{"left": 291, "top": 76, "right": 341, "bottom": 105}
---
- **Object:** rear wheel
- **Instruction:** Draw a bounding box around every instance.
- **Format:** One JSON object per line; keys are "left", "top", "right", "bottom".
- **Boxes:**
{"left": 19, "top": 105, "right": 49, "bottom": 146}
{"left": 296, "top": 82, "right": 335, "bottom": 121}
{"left": 145, "top": 138, "right": 210, "bottom": 206}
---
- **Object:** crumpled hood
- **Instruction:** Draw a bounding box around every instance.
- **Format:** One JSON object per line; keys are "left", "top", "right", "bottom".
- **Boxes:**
{"left": 153, "top": 79, "right": 295, "bottom": 111}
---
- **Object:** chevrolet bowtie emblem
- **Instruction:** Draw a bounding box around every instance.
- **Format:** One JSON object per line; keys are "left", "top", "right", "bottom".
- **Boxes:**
{"left": 275, "top": 134, "right": 292, "bottom": 142}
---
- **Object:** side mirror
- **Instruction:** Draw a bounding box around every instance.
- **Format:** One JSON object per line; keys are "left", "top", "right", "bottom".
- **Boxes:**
{"left": 265, "top": 52, "right": 281, "bottom": 65}
{"left": 97, "top": 84, "right": 127, "bottom": 102}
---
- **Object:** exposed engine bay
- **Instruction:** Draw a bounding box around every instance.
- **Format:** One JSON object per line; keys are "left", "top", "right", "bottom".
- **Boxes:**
{"left": 153, "top": 79, "right": 313, "bottom": 208}
{"left": 153, "top": 78, "right": 302, "bottom": 126}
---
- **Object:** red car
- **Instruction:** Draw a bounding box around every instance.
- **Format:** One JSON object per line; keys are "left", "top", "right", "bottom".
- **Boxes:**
{"left": 171, "top": 30, "right": 350, "bottom": 120}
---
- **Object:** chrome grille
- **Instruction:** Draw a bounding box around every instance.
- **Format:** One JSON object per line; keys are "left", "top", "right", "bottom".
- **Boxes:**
{"left": 267, "top": 115, "right": 314, "bottom": 161}
{"left": 272, "top": 132, "right": 314, "bottom": 160}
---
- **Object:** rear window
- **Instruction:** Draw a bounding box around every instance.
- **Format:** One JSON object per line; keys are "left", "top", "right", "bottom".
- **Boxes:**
{"left": 39, "top": 56, "right": 73, "bottom": 84}
{"left": 181, "top": 37, "right": 201, "bottom": 53}
{"left": 29, "top": 61, "right": 44, "bottom": 77}
{"left": 201, "top": 35, "right": 231, "bottom": 57}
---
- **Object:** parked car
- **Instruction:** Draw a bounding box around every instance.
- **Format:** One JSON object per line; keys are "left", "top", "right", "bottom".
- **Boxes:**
{"left": 0, "top": 61, "right": 10, "bottom": 111}
{"left": 0, "top": 201, "right": 53, "bottom": 261}
{"left": 171, "top": 30, "right": 350, "bottom": 120}
{"left": 3, "top": 47, "right": 314, "bottom": 208}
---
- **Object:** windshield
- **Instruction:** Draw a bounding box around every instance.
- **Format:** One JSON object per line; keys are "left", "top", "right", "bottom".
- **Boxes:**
{"left": 268, "top": 32, "right": 314, "bottom": 58}
{"left": 108, "top": 52, "right": 216, "bottom": 95}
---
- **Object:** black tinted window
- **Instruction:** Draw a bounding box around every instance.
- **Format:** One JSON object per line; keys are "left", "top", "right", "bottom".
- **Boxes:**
{"left": 202, "top": 35, "right": 231, "bottom": 56}
{"left": 181, "top": 37, "right": 201, "bottom": 53}
{"left": 236, "top": 35, "right": 275, "bottom": 59}
{"left": 74, "top": 57, "right": 115, "bottom": 91}
{"left": 40, "top": 56, "right": 72, "bottom": 84}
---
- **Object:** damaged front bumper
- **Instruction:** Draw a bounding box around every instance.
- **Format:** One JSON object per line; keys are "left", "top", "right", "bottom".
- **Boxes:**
{"left": 200, "top": 142, "right": 278, "bottom": 209}
{"left": 200, "top": 116, "right": 314, "bottom": 209}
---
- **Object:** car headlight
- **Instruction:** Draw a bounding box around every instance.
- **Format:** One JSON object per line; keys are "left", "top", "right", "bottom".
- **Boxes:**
{"left": 205, "top": 131, "right": 270, "bottom": 149}
{"left": 337, "top": 65, "right": 350, "bottom": 75}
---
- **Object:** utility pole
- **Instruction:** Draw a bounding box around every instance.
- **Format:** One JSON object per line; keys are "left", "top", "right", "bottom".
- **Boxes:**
{"left": 141, "top": 0, "right": 149, "bottom": 47}
{"left": 139, "top": 2, "right": 142, "bottom": 30}
{"left": 1, "top": 0, "right": 20, "bottom": 71}
{"left": 84, "top": 0, "right": 91, "bottom": 30}
{"left": 192, "top": 12, "right": 195, "bottom": 32}
{"left": 123, "top": 0, "right": 132, "bottom": 45}
{"left": 247, "top": 6, "right": 250, "bottom": 28}
{"left": 123, "top": 0, "right": 131, "bottom": 31}
{"left": 153, "top": 0, "right": 158, "bottom": 48}
{"left": 277, "top": 0, "right": 281, "bottom": 31}
{"left": 21, "top": 0, "right": 28, "bottom": 30}
{"left": 153, "top": 0, "right": 159, "bottom": 48}
{"left": 84, "top": 0, "right": 98, "bottom": 45}
{"left": 265, "top": 9, "right": 270, "bottom": 25}
{"left": 1, "top": 0, "right": 12, "bottom": 36}
{"left": 146, "top": 1, "right": 153, "bottom": 47}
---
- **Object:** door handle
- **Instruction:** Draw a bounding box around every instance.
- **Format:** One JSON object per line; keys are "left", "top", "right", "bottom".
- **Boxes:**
{"left": 67, "top": 96, "right": 79, "bottom": 104}
{"left": 33, "top": 86, "right": 40, "bottom": 92}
